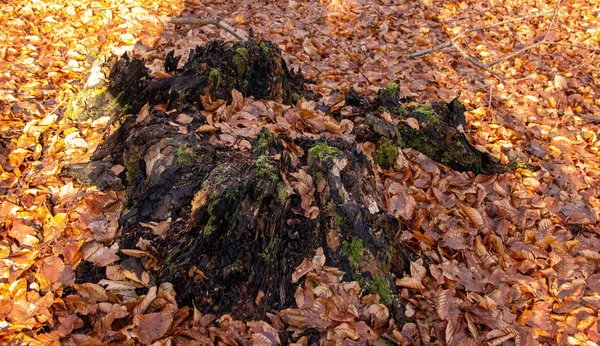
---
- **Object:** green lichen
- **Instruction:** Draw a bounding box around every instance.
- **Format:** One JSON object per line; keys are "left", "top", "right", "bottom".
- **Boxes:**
{"left": 385, "top": 82, "right": 399, "bottom": 97}
{"left": 208, "top": 68, "right": 222, "bottom": 87}
{"left": 367, "top": 276, "right": 392, "bottom": 304}
{"left": 233, "top": 47, "right": 249, "bottom": 76}
{"left": 374, "top": 138, "right": 398, "bottom": 170}
{"left": 277, "top": 183, "right": 288, "bottom": 205}
{"left": 259, "top": 42, "right": 269, "bottom": 55}
{"left": 308, "top": 142, "right": 340, "bottom": 161}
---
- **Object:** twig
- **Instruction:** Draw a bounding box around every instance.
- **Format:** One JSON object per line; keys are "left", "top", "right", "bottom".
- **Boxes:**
{"left": 407, "top": 10, "right": 553, "bottom": 58}
{"left": 487, "top": 0, "right": 561, "bottom": 67}
{"left": 143, "top": 15, "right": 248, "bottom": 41}
{"left": 452, "top": 42, "right": 505, "bottom": 79}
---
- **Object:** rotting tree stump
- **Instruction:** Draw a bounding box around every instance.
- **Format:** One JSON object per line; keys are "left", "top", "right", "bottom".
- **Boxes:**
{"left": 63, "top": 39, "right": 529, "bottom": 321}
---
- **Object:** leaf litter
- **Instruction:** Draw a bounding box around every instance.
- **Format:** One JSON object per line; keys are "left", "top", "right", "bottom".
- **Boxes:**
{"left": 0, "top": 0, "right": 599, "bottom": 344}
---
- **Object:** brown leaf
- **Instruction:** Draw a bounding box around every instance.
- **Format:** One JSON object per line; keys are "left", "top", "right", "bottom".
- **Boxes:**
{"left": 396, "top": 276, "right": 425, "bottom": 290}
{"left": 131, "top": 312, "right": 173, "bottom": 344}
{"left": 367, "top": 304, "right": 389, "bottom": 328}
{"left": 461, "top": 205, "right": 484, "bottom": 228}
{"left": 327, "top": 322, "right": 359, "bottom": 341}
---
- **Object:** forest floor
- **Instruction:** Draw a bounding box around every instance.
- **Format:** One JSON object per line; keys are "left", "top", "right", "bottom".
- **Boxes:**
{"left": 1, "top": 0, "right": 599, "bottom": 344}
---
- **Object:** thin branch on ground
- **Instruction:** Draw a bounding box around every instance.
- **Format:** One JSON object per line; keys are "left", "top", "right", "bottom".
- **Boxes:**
{"left": 404, "top": 4, "right": 600, "bottom": 79}
{"left": 143, "top": 16, "right": 248, "bottom": 41}
{"left": 452, "top": 42, "right": 505, "bottom": 79}
{"left": 407, "top": 10, "right": 553, "bottom": 58}
{"left": 487, "top": 0, "right": 561, "bottom": 67}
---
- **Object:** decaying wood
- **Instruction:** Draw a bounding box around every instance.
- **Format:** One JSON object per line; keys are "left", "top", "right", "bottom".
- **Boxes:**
{"left": 64, "top": 39, "right": 527, "bottom": 321}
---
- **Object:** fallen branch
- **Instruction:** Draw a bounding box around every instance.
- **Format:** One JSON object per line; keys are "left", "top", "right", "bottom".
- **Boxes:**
{"left": 143, "top": 16, "right": 248, "bottom": 41}
{"left": 407, "top": 10, "right": 553, "bottom": 58}
{"left": 406, "top": 6, "right": 599, "bottom": 78}
{"left": 452, "top": 42, "right": 504, "bottom": 79}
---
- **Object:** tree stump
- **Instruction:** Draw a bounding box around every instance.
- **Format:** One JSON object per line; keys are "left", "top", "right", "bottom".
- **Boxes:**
{"left": 64, "top": 39, "right": 527, "bottom": 321}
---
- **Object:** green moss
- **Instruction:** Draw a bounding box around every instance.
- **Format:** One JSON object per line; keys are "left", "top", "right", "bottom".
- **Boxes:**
{"left": 398, "top": 123, "right": 439, "bottom": 158}
{"left": 233, "top": 47, "right": 249, "bottom": 76}
{"left": 382, "top": 246, "right": 393, "bottom": 271}
{"left": 334, "top": 214, "right": 343, "bottom": 227}
{"left": 277, "top": 183, "right": 288, "bottom": 205}
{"left": 440, "top": 138, "right": 480, "bottom": 171}
{"left": 120, "top": 104, "right": 133, "bottom": 115}
{"left": 260, "top": 238, "right": 278, "bottom": 264}
{"left": 175, "top": 144, "right": 202, "bottom": 166}
{"left": 415, "top": 102, "right": 442, "bottom": 126}
{"left": 254, "top": 127, "right": 278, "bottom": 155}
{"left": 259, "top": 42, "right": 269, "bottom": 55}
{"left": 208, "top": 68, "right": 222, "bottom": 87}
{"left": 341, "top": 237, "right": 364, "bottom": 270}
{"left": 385, "top": 82, "right": 399, "bottom": 97}
{"left": 313, "top": 171, "right": 324, "bottom": 185}
{"left": 367, "top": 276, "right": 392, "bottom": 304}
{"left": 308, "top": 142, "right": 340, "bottom": 161}
{"left": 253, "top": 155, "right": 279, "bottom": 191}
{"left": 178, "top": 89, "right": 187, "bottom": 102}
{"left": 374, "top": 138, "right": 398, "bottom": 170}
{"left": 292, "top": 93, "right": 300, "bottom": 104}
{"left": 415, "top": 102, "right": 434, "bottom": 116}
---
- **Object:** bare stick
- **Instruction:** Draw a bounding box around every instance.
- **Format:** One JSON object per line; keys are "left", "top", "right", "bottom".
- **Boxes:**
{"left": 452, "top": 42, "right": 505, "bottom": 79}
{"left": 486, "top": 0, "right": 561, "bottom": 67}
{"left": 407, "top": 10, "right": 553, "bottom": 58}
{"left": 143, "top": 16, "right": 248, "bottom": 41}
{"left": 547, "top": 42, "right": 600, "bottom": 52}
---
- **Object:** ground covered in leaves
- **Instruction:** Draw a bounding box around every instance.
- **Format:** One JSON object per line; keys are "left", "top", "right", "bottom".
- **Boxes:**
{"left": 1, "top": 0, "right": 599, "bottom": 345}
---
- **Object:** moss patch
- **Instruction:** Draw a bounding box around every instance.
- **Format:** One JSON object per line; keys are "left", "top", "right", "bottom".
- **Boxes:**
{"left": 208, "top": 68, "right": 222, "bottom": 87}
{"left": 385, "top": 82, "right": 399, "bottom": 97}
{"left": 260, "top": 238, "right": 278, "bottom": 264}
{"left": 233, "top": 47, "right": 249, "bottom": 76}
{"left": 254, "top": 127, "right": 279, "bottom": 156}
{"left": 374, "top": 138, "right": 398, "bottom": 170}
{"left": 308, "top": 142, "right": 340, "bottom": 161}
{"left": 342, "top": 237, "right": 363, "bottom": 271}
{"left": 252, "top": 155, "right": 279, "bottom": 191}
{"left": 277, "top": 182, "right": 288, "bottom": 205}
{"left": 366, "top": 276, "right": 392, "bottom": 304}
{"left": 259, "top": 42, "right": 269, "bottom": 55}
